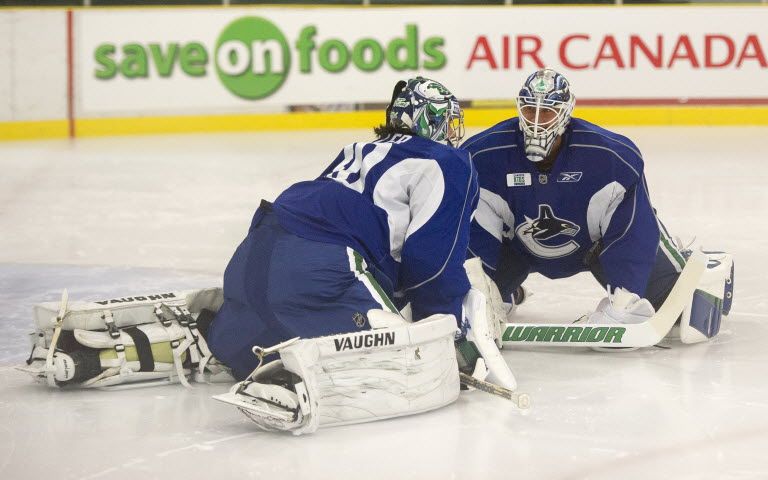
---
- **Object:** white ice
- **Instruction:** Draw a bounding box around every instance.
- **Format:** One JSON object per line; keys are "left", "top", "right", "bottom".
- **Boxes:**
{"left": 1, "top": 127, "right": 767, "bottom": 480}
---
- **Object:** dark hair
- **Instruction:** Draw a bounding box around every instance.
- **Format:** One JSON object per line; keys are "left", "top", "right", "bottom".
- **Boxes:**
{"left": 373, "top": 124, "right": 413, "bottom": 140}
{"left": 374, "top": 80, "right": 411, "bottom": 140}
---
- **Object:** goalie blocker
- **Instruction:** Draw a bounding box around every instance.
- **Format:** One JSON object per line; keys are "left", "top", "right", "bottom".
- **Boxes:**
{"left": 18, "top": 287, "right": 233, "bottom": 389}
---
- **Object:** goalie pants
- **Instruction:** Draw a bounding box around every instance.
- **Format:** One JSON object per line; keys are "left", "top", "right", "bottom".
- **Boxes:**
{"left": 207, "top": 202, "right": 398, "bottom": 380}
{"left": 494, "top": 235, "right": 684, "bottom": 311}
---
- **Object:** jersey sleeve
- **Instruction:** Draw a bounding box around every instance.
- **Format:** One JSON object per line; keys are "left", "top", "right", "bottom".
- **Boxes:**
{"left": 469, "top": 187, "right": 513, "bottom": 272}
{"left": 319, "top": 144, "right": 352, "bottom": 178}
{"left": 598, "top": 172, "right": 660, "bottom": 297}
{"left": 398, "top": 150, "right": 479, "bottom": 323}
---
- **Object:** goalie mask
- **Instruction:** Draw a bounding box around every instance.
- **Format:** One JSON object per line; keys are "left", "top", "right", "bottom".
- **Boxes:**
{"left": 517, "top": 69, "right": 575, "bottom": 163}
{"left": 386, "top": 77, "right": 464, "bottom": 146}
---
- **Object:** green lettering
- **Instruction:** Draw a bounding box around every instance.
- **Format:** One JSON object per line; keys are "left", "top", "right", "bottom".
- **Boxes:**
{"left": 503, "top": 326, "right": 531, "bottom": 342}
{"left": 387, "top": 24, "right": 418, "bottom": 71}
{"left": 588, "top": 327, "right": 608, "bottom": 342}
{"left": 577, "top": 327, "right": 592, "bottom": 342}
{"left": 527, "top": 326, "right": 549, "bottom": 342}
{"left": 604, "top": 327, "right": 626, "bottom": 344}
{"left": 543, "top": 327, "right": 565, "bottom": 342}
{"left": 296, "top": 26, "right": 317, "bottom": 73}
{"left": 318, "top": 39, "right": 350, "bottom": 73}
{"left": 422, "top": 36, "right": 446, "bottom": 70}
{"left": 352, "top": 38, "right": 384, "bottom": 72}
{"left": 180, "top": 42, "right": 207, "bottom": 76}
{"left": 121, "top": 44, "right": 148, "bottom": 78}
{"left": 563, "top": 327, "right": 582, "bottom": 342}
{"left": 149, "top": 43, "right": 178, "bottom": 78}
{"left": 94, "top": 44, "right": 117, "bottom": 80}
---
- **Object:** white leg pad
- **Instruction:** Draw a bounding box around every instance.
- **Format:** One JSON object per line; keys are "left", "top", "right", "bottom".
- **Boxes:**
{"left": 19, "top": 288, "right": 230, "bottom": 388}
{"left": 31, "top": 288, "right": 223, "bottom": 331}
{"left": 213, "top": 312, "right": 460, "bottom": 435}
{"left": 680, "top": 252, "right": 733, "bottom": 344}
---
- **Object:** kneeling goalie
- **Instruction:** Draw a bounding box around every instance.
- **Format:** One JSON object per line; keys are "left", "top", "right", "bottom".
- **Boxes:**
{"left": 20, "top": 78, "right": 518, "bottom": 435}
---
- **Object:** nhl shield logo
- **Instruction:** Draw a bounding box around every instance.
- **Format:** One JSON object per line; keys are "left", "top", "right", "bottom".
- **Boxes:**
{"left": 353, "top": 312, "right": 367, "bottom": 328}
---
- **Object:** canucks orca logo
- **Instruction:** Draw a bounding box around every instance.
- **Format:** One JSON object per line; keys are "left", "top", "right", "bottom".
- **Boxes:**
{"left": 515, "top": 204, "right": 581, "bottom": 258}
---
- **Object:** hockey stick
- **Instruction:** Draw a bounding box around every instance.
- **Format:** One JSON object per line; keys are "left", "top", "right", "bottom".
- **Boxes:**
{"left": 459, "top": 372, "right": 531, "bottom": 409}
{"left": 501, "top": 250, "right": 706, "bottom": 349}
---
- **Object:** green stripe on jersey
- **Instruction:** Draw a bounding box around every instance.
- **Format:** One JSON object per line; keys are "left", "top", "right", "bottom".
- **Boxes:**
{"left": 660, "top": 234, "right": 686, "bottom": 270}
{"left": 352, "top": 250, "right": 399, "bottom": 314}
{"left": 364, "top": 271, "right": 399, "bottom": 313}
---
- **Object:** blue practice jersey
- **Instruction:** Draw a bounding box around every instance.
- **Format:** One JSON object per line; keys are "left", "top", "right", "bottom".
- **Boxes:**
{"left": 273, "top": 133, "right": 478, "bottom": 322}
{"left": 462, "top": 117, "right": 661, "bottom": 297}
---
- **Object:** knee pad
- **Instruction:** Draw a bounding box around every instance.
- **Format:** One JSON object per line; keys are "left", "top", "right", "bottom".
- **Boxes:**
{"left": 213, "top": 310, "right": 460, "bottom": 435}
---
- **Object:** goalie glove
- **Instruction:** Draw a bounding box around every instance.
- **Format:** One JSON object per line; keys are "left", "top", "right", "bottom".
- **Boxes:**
{"left": 580, "top": 287, "right": 654, "bottom": 353}
{"left": 586, "top": 287, "right": 655, "bottom": 325}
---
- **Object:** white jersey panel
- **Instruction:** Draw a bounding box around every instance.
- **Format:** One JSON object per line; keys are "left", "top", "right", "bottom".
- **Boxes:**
{"left": 475, "top": 188, "right": 515, "bottom": 242}
{"left": 373, "top": 158, "right": 445, "bottom": 263}
{"left": 326, "top": 142, "right": 393, "bottom": 193}
{"left": 586, "top": 181, "right": 626, "bottom": 242}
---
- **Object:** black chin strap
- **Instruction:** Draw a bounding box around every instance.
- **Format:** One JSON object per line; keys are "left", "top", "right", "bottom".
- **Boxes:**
{"left": 385, "top": 80, "right": 407, "bottom": 126}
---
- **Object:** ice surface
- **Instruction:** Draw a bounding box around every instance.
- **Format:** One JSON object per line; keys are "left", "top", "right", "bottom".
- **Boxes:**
{"left": 1, "top": 127, "right": 767, "bottom": 479}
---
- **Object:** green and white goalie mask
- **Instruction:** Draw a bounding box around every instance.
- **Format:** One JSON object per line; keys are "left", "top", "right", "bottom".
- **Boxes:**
{"left": 388, "top": 76, "right": 465, "bottom": 146}
{"left": 517, "top": 69, "right": 575, "bottom": 163}
{"left": 18, "top": 287, "right": 233, "bottom": 389}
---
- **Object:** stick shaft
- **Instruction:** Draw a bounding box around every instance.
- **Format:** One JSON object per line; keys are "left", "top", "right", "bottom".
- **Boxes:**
{"left": 459, "top": 373, "right": 530, "bottom": 409}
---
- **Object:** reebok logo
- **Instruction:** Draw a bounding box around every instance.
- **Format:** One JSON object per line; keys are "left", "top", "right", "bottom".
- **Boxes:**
{"left": 557, "top": 172, "right": 582, "bottom": 183}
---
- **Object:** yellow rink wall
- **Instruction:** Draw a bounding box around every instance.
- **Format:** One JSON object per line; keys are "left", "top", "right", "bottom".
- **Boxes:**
{"left": 3, "top": 105, "right": 768, "bottom": 141}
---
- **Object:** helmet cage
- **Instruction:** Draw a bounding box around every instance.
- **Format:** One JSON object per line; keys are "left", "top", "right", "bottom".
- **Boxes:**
{"left": 516, "top": 96, "right": 574, "bottom": 141}
{"left": 446, "top": 98, "right": 465, "bottom": 146}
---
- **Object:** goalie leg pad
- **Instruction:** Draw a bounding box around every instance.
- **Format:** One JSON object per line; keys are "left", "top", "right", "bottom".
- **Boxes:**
{"left": 723, "top": 258, "right": 734, "bottom": 316}
{"left": 680, "top": 252, "right": 733, "bottom": 344}
{"left": 20, "top": 287, "right": 233, "bottom": 388}
{"left": 213, "top": 311, "right": 460, "bottom": 435}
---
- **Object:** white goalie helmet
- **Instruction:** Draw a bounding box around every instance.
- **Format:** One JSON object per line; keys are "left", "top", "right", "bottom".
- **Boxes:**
{"left": 516, "top": 69, "right": 576, "bottom": 162}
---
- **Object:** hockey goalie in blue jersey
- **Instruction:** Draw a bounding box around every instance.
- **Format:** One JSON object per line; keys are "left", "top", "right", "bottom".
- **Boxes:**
{"left": 463, "top": 69, "right": 734, "bottom": 346}
{"left": 207, "top": 77, "right": 517, "bottom": 434}
{"left": 18, "top": 78, "right": 518, "bottom": 428}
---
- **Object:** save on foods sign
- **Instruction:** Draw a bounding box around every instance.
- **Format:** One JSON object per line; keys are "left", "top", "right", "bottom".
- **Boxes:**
{"left": 77, "top": 7, "right": 768, "bottom": 117}
{"left": 79, "top": 9, "right": 448, "bottom": 116}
